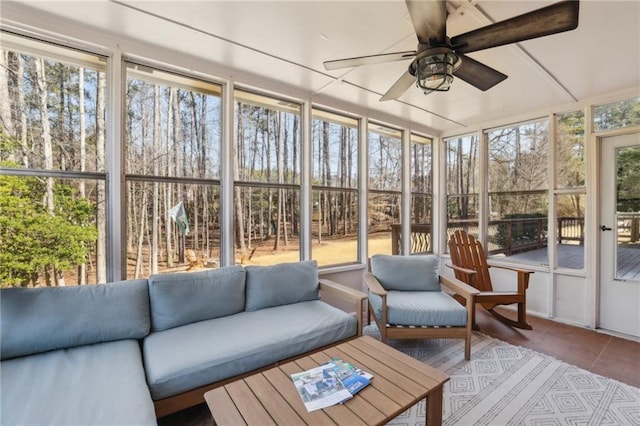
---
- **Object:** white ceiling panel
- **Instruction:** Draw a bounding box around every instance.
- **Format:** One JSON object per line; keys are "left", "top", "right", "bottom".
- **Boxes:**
{"left": 2, "top": 0, "right": 638, "bottom": 135}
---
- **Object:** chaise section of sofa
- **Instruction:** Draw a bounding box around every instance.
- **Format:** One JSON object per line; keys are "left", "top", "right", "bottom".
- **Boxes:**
{"left": 0, "top": 280, "right": 157, "bottom": 426}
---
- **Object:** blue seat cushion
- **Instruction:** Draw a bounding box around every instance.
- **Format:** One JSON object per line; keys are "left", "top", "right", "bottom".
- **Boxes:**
{"left": 0, "top": 340, "right": 156, "bottom": 426}
{"left": 370, "top": 254, "right": 441, "bottom": 291}
{"left": 143, "top": 300, "right": 357, "bottom": 400}
{"left": 369, "top": 291, "right": 467, "bottom": 326}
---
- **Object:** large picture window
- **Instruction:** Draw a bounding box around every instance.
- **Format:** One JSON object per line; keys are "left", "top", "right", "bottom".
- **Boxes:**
{"left": 125, "top": 63, "right": 222, "bottom": 278}
{"left": 409, "top": 133, "right": 433, "bottom": 254}
{"left": 0, "top": 33, "right": 107, "bottom": 286}
{"left": 445, "top": 133, "right": 480, "bottom": 248}
{"left": 234, "top": 90, "right": 301, "bottom": 265}
{"left": 311, "top": 109, "right": 359, "bottom": 267}
{"left": 555, "top": 111, "right": 585, "bottom": 270}
{"left": 368, "top": 123, "right": 401, "bottom": 255}
{"left": 487, "top": 119, "right": 549, "bottom": 264}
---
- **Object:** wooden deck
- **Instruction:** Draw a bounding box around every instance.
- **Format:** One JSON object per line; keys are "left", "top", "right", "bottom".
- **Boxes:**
{"left": 500, "top": 243, "right": 640, "bottom": 281}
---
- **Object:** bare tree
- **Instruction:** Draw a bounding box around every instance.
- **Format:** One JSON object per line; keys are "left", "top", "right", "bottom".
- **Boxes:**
{"left": 0, "top": 51, "right": 14, "bottom": 137}
{"left": 96, "top": 72, "right": 107, "bottom": 283}
{"left": 151, "top": 85, "right": 160, "bottom": 274}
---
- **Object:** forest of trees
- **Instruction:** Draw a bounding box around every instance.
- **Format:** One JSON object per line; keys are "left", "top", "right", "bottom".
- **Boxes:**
{"left": 1, "top": 38, "right": 638, "bottom": 287}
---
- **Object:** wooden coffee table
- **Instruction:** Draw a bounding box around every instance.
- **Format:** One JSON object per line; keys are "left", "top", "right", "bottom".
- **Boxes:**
{"left": 204, "top": 335, "right": 449, "bottom": 425}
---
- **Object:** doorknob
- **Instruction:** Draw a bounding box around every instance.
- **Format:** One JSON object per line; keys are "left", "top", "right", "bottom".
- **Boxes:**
{"left": 600, "top": 225, "right": 612, "bottom": 231}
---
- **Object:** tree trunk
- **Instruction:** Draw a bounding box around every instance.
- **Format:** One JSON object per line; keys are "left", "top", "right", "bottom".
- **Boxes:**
{"left": 0, "top": 50, "right": 15, "bottom": 137}
{"left": 234, "top": 102, "right": 246, "bottom": 252}
{"left": 34, "top": 59, "right": 55, "bottom": 215}
{"left": 17, "top": 56, "right": 29, "bottom": 168}
{"left": 151, "top": 85, "right": 160, "bottom": 274}
{"left": 96, "top": 72, "right": 107, "bottom": 283}
{"left": 135, "top": 185, "right": 148, "bottom": 279}
{"left": 78, "top": 67, "right": 87, "bottom": 284}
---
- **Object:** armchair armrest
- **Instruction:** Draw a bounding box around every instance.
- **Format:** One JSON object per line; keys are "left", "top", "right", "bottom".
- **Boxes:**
{"left": 319, "top": 279, "right": 367, "bottom": 336}
{"left": 362, "top": 271, "right": 387, "bottom": 296}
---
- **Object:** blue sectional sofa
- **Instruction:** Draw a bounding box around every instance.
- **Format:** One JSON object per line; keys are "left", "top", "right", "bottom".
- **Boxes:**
{"left": 1, "top": 260, "right": 365, "bottom": 425}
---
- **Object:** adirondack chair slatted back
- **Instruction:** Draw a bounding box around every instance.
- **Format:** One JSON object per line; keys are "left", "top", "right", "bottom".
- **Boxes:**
{"left": 448, "top": 230, "right": 494, "bottom": 292}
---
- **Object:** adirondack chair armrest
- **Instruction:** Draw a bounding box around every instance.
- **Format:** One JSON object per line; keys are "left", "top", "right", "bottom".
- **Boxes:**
{"left": 487, "top": 263, "right": 534, "bottom": 292}
{"left": 363, "top": 272, "right": 387, "bottom": 296}
{"left": 487, "top": 263, "right": 535, "bottom": 276}
{"left": 446, "top": 263, "right": 477, "bottom": 276}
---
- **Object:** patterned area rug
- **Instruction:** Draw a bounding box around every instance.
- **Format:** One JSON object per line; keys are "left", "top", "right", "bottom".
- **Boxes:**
{"left": 362, "top": 325, "right": 640, "bottom": 426}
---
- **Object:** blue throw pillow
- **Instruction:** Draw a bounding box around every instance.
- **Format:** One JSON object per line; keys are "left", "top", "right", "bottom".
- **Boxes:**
{"left": 370, "top": 254, "right": 441, "bottom": 291}
{"left": 148, "top": 266, "right": 246, "bottom": 331}
{"left": 245, "top": 260, "right": 320, "bottom": 311}
{"left": 0, "top": 279, "right": 150, "bottom": 360}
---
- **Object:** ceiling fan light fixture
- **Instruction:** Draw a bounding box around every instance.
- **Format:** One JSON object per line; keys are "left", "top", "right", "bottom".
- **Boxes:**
{"left": 415, "top": 50, "right": 458, "bottom": 93}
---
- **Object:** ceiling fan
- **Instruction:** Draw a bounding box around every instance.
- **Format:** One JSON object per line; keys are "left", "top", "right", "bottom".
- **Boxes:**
{"left": 323, "top": 0, "right": 580, "bottom": 101}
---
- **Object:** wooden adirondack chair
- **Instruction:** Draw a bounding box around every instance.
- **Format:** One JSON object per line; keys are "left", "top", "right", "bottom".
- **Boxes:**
{"left": 448, "top": 230, "right": 533, "bottom": 330}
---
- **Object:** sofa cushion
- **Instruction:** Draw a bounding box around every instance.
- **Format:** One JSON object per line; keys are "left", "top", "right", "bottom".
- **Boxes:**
{"left": 148, "top": 266, "right": 246, "bottom": 332}
{"left": 370, "top": 254, "right": 441, "bottom": 291}
{"left": 0, "top": 280, "right": 150, "bottom": 360}
{"left": 143, "top": 300, "right": 356, "bottom": 400}
{"left": 245, "top": 260, "right": 320, "bottom": 311}
{"left": 368, "top": 290, "right": 467, "bottom": 326}
{"left": 0, "top": 339, "right": 156, "bottom": 426}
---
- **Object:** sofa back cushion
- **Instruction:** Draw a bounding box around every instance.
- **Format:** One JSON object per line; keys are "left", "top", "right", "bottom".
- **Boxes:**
{"left": 370, "top": 254, "right": 441, "bottom": 291}
{"left": 245, "top": 260, "right": 320, "bottom": 311}
{"left": 148, "top": 266, "right": 246, "bottom": 331}
{"left": 0, "top": 279, "right": 150, "bottom": 360}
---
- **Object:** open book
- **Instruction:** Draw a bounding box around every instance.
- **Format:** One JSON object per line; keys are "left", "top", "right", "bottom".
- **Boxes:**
{"left": 291, "top": 358, "right": 373, "bottom": 412}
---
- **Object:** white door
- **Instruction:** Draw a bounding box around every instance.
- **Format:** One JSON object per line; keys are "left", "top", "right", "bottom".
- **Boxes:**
{"left": 599, "top": 132, "right": 640, "bottom": 338}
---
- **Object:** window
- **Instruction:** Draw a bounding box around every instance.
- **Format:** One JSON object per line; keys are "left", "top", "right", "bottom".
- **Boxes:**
{"left": 445, "top": 134, "right": 480, "bottom": 247}
{"left": 368, "top": 123, "right": 401, "bottom": 255}
{"left": 487, "top": 119, "right": 549, "bottom": 264}
{"left": 234, "top": 90, "right": 301, "bottom": 265}
{"left": 410, "top": 133, "right": 433, "bottom": 254}
{"left": 125, "top": 63, "right": 222, "bottom": 278}
{"left": 593, "top": 97, "right": 640, "bottom": 132}
{"left": 0, "top": 33, "right": 107, "bottom": 286}
{"left": 311, "top": 109, "right": 359, "bottom": 267}
{"left": 555, "top": 111, "right": 585, "bottom": 270}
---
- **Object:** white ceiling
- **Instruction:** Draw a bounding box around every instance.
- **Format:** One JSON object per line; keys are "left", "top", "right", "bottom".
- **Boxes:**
{"left": 2, "top": 0, "right": 639, "bottom": 135}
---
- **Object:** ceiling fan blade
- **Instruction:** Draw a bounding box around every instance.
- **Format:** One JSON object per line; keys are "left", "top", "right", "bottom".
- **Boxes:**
{"left": 451, "top": 0, "right": 579, "bottom": 54}
{"left": 380, "top": 71, "right": 416, "bottom": 101}
{"left": 453, "top": 54, "right": 507, "bottom": 91}
{"left": 323, "top": 51, "right": 416, "bottom": 71}
{"left": 405, "top": 0, "right": 447, "bottom": 45}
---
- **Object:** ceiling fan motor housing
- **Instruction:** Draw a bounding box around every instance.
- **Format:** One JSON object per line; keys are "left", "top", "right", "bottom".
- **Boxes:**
{"left": 410, "top": 46, "right": 460, "bottom": 93}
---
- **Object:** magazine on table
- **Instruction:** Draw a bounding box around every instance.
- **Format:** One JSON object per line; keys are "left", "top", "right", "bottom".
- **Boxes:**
{"left": 290, "top": 363, "right": 353, "bottom": 412}
{"left": 291, "top": 359, "right": 373, "bottom": 412}
{"left": 326, "top": 358, "right": 373, "bottom": 397}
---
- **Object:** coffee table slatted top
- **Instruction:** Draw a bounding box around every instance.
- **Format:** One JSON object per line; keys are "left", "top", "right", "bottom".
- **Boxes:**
{"left": 204, "top": 335, "right": 449, "bottom": 426}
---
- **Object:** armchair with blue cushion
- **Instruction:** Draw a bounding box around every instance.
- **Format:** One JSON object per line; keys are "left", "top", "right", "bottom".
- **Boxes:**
{"left": 364, "top": 254, "right": 479, "bottom": 360}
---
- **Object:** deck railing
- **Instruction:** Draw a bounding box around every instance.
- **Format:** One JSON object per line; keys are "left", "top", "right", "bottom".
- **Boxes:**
{"left": 392, "top": 214, "right": 640, "bottom": 255}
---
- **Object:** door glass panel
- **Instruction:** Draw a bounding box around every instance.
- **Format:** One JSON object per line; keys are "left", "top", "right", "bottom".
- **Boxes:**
{"left": 615, "top": 145, "right": 640, "bottom": 280}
